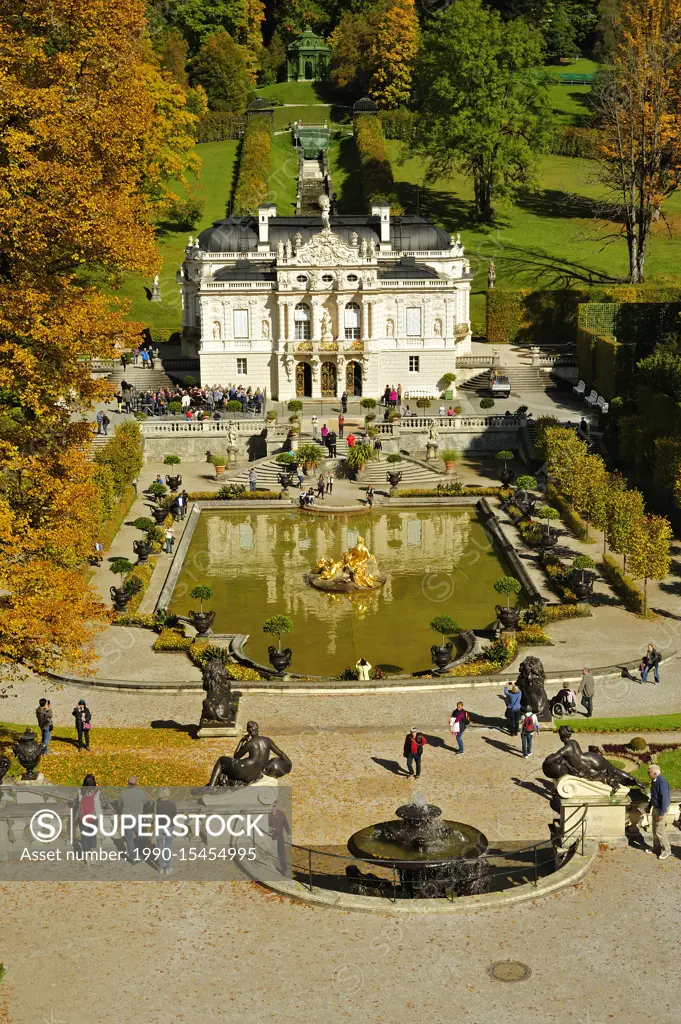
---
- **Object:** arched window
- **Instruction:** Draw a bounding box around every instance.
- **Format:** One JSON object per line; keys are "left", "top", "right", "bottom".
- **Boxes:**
{"left": 294, "top": 302, "right": 311, "bottom": 340}
{"left": 344, "top": 301, "right": 361, "bottom": 340}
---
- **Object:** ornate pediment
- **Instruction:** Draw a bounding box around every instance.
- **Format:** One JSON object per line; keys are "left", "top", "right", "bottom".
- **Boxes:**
{"left": 294, "top": 229, "right": 358, "bottom": 268}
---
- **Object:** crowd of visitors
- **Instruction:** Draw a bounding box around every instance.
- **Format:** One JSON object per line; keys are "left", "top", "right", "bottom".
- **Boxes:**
{"left": 114, "top": 381, "right": 264, "bottom": 419}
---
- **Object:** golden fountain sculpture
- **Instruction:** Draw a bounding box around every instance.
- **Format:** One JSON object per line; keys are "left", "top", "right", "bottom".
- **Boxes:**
{"left": 310, "top": 536, "right": 387, "bottom": 592}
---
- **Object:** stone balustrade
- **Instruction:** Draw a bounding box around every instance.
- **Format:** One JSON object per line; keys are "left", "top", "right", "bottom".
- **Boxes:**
{"left": 140, "top": 419, "right": 265, "bottom": 436}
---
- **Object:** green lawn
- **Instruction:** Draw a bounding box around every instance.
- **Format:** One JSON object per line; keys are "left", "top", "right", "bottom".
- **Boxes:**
{"left": 567, "top": 713, "right": 681, "bottom": 733}
{"left": 258, "top": 81, "right": 332, "bottom": 104}
{"left": 633, "top": 750, "right": 681, "bottom": 787}
{"left": 113, "top": 140, "right": 239, "bottom": 334}
{"left": 548, "top": 83, "right": 592, "bottom": 125}
{"left": 328, "top": 135, "right": 363, "bottom": 213}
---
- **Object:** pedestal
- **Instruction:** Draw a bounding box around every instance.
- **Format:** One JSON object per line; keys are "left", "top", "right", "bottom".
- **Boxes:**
{"left": 555, "top": 775, "right": 630, "bottom": 847}
{"left": 151, "top": 282, "right": 161, "bottom": 303}
{"left": 426, "top": 442, "right": 438, "bottom": 462}
{"left": 227, "top": 446, "right": 238, "bottom": 466}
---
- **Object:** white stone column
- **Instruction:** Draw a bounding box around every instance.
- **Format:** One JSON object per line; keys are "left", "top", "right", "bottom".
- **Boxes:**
{"left": 311, "top": 298, "right": 322, "bottom": 343}
{"left": 224, "top": 301, "right": 232, "bottom": 340}
{"left": 361, "top": 299, "right": 370, "bottom": 342}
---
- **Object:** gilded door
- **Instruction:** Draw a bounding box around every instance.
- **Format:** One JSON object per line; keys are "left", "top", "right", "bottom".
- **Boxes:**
{"left": 346, "top": 360, "right": 362, "bottom": 397}
{"left": 296, "top": 361, "right": 305, "bottom": 397}
{"left": 321, "top": 360, "right": 337, "bottom": 397}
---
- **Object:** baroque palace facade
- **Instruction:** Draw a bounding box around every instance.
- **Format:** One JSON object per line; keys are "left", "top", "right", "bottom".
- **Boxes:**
{"left": 179, "top": 202, "right": 473, "bottom": 400}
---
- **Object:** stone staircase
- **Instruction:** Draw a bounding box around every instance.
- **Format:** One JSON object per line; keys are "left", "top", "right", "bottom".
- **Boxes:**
{"left": 459, "top": 367, "right": 567, "bottom": 393}
{"left": 358, "top": 457, "right": 443, "bottom": 489}
{"left": 299, "top": 158, "right": 326, "bottom": 215}
{"left": 106, "top": 362, "right": 174, "bottom": 391}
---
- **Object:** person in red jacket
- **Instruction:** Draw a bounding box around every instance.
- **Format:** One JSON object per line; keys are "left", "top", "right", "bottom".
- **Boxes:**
{"left": 403, "top": 728, "right": 427, "bottom": 778}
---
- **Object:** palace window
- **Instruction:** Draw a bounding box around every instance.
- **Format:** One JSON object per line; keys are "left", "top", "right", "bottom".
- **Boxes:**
{"left": 408, "top": 355, "right": 420, "bottom": 373}
{"left": 233, "top": 309, "right": 249, "bottom": 338}
{"left": 406, "top": 307, "right": 422, "bottom": 337}
{"left": 236, "top": 358, "right": 248, "bottom": 375}
{"left": 296, "top": 275, "right": 308, "bottom": 285}
{"left": 347, "top": 274, "right": 358, "bottom": 283}
{"left": 344, "top": 301, "right": 361, "bottom": 340}
{"left": 294, "top": 302, "right": 311, "bottom": 340}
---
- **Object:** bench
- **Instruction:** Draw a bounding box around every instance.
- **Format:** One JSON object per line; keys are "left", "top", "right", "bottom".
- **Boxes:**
{"left": 596, "top": 396, "right": 609, "bottom": 414}
{"left": 573, "top": 379, "right": 585, "bottom": 396}
{"left": 403, "top": 386, "right": 440, "bottom": 399}
{"left": 584, "top": 389, "right": 598, "bottom": 407}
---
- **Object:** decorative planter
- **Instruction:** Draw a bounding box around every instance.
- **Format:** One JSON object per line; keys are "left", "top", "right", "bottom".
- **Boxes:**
{"left": 498, "top": 468, "right": 515, "bottom": 487}
{"left": 110, "top": 586, "right": 131, "bottom": 611}
{"left": 268, "top": 646, "right": 292, "bottom": 676}
{"left": 444, "top": 460, "right": 457, "bottom": 473}
{"left": 304, "top": 461, "right": 317, "bottom": 474}
{"left": 165, "top": 474, "right": 182, "bottom": 492}
{"left": 132, "top": 539, "right": 151, "bottom": 564}
{"left": 496, "top": 605, "right": 521, "bottom": 631}
{"left": 12, "top": 728, "right": 43, "bottom": 780}
{"left": 386, "top": 470, "right": 403, "bottom": 490}
{"left": 151, "top": 507, "right": 168, "bottom": 525}
{"left": 188, "top": 610, "right": 216, "bottom": 637}
{"left": 573, "top": 576, "right": 594, "bottom": 602}
{"left": 214, "top": 465, "right": 226, "bottom": 477}
{"left": 430, "top": 642, "right": 453, "bottom": 674}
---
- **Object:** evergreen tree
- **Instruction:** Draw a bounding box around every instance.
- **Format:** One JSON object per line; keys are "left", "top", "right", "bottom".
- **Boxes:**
{"left": 191, "top": 29, "right": 252, "bottom": 111}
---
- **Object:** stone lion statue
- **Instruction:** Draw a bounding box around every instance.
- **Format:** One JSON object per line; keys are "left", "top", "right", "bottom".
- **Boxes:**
{"left": 201, "top": 657, "right": 238, "bottom": 726}
{"left": 516, "top": 655, "right": 548, "bottom": 717}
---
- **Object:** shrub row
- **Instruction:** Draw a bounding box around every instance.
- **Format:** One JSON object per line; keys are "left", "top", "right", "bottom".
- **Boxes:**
{"left": 515, "top": 624, "right": 552, "bottom": 645}
{"left": 186, "top": 490, "right": 281, "bottom": 501}
{"left": 539, "top": 603, "right": 591, "bottom": 622}
{"left": 550, "top": 125, "right": 599, "bottom": 159}
{"left": 599, "top": 553, "right": 649, "bottom": 616}
{"left": 545, "top": 483, "right": 596, "bottom": 543}
{"left": 379, "top": 108, "right": 415, "bottom": 142}
{"left": 196, "top": 111, "right": 245, "bottom": 143}
{"left": 189, "top": 642, "right": 261, "bottom": 679}
{"left": 486, "top": 289, "right": 584, "bottom": 345}
{"left": 448, "top": 634, "right": 518, "bottom": 677}
{"left": 120, "top": 560, "right": 155, "bottom": 616}
{"left": 393, "top": 487, "right": 503, "bottom": 498}
{"left": 232, "top": 119, "right": 272, "bottom": 215}
{"left": 153, "top": 628, "right": 193, "bottom": 652}
{"left": 354, "top": 114, "right": 402, "bottom": 213}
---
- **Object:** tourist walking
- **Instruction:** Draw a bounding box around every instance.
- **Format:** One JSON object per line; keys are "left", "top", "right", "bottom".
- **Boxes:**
{"left": 164, "top": 525, "right": 174, "bottom": 553}
{"left": 78, "top": 775, "right": 101, "bottom": 856}
{"left": 341, "top": 392, "right": 348, "bottom": 414}
{"left": 179, "top": 490, "right": 188, "bottom": 519}
{"left": 328, "top": 431, "right": 337, "bottom": 458}
{"left": 249, "top": 469, "right": 257, "bottom": 492}
{"left": 132, "top": 347, "right": 139, "bottom": 365}
{"left": 640, "top": 643, "right": 661, "bottom": 684}
{"left": 346, "top": 432, "right": 356, "bottom": 448}
{"left": 317, "top": 474, "right": 325, "bottom": 500}
{"left": 578, "top": 667, "right": 595, "bottom": 717}
{"left": 365, "top": 485, "right": 374, "bottom": 508}
{"left": 503, "top": 681, "right": 522, "bottom": 735}
{"left": 101, "top": 413, "right": 110, "bottom": 436}
{"left": 321, "top": 423, "right": 329, "bottom": 447}
{"left": 73, "top": 700, "right": 92, "bottom": 751}
{"left": 153, "top": 787, "right": 177, "bottom": 874}
{"left": 382, "top": 385, "right": 391, "bottom": 407}
{"left": 96, "top": 410, "right": 104, "bottom": 435}
{"left": 338, "top": 412, "right": 345, "bottom": 437}
{"left": 311, "top": 414, "right": 318, "bottom": 439}
{"left": 120, "top": 352, "right": 128, "bottom": 370}
{"left": 325, "top": 471, "right": 333, "bottom": 494}
{"left": 356, "top": 657, "right": 372, "bottom": 681}
{"left": 269, "top": 802, "right": 291, "bottom": 876}
{"left": 36, "top": 698, "right": 53, "bottom": 754}
{"left": 449, "top": 702, "right": 469, "bottom": 754}
{"left": 132, "top": 477, "right": 138, "bottom": 496}
{"left": 647, "top": 764, "right": 671, "bottom": 859}
{"left": 120, "top": 777, "right": 147, "bottom": 864}
{"left": 520, "top": 707, "right": 539, "bottom": 757}
{"left": 403, "top": 728, "right": 427, "bottom": 778}
{"left": 297, "top": 466, "right": 305, "bottom": 489}
{"left": 93, "top": 540, "right": 104, "bottom": 565}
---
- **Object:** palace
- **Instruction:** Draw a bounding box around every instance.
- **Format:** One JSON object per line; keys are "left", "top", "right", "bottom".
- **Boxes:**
{"left": 178, "top": 203, "right": 473, "bottom": 400}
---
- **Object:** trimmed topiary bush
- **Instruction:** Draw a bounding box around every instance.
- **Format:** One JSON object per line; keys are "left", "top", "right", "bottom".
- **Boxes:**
{"left": 163, "top": 454, "right": 181, "bottom": 465}
{"left": 628, "top": 736, "right": 649, "bottom": 752}
{"left": 480, "top": 397, "right": 495, "bottom": 409}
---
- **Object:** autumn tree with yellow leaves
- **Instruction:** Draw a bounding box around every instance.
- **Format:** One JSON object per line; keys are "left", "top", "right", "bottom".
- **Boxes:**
{"left": 0, "top": 0, "right": 196, "bottom": 674}
{"left": 594, "top": 0, "right": 681, "bottom": 282}
{"left": 368, "top": 0, "right": 420, "bottom": 109}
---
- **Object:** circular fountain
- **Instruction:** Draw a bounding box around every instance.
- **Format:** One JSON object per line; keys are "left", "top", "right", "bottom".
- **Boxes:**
{"left": 347, "top": 793, "right": 488, "bottom": 898}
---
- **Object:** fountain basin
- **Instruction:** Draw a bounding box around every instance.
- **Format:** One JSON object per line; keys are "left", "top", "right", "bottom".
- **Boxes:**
{"left": 348, "top": 799, "right": 488, "bottom": 867}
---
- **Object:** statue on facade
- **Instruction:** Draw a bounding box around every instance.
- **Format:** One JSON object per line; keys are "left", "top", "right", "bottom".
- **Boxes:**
{"left": 284, "top": 238, "right": 292, "bottom": 259}
{"left": 433, "top": 318, "right": 442, "bottom": 337}
{"left": 367, "top": 238, "right": 376, "bottom": 258}
{"left": 488, "top": 261, "right": 496, "bottom": 289}
{"left": 359, "top": 237, "right": 368, "bottom": 257}
{"left": 516, "top": 656, "right": 549, "bottom": 718}
{"left": 262, "top": 320, "right": 270, "bottom": 339}
{"left": 351, "top": 231, "right": 359, "bottom": 247}
{"left": 428, "top": 419, "right": 440, "bottom": 443}
{"left": 208, "top": 721, "right": 292, "bottom": 788}
{"left": 321, "top": 310, "right": 333, "bottom": 342}
{"left": 455, "top": 232, "right": 462, "bottom": 251}
{"left": 543, "top": 727, "right": 638, "bottom": 793}
{"left": 295, "top": 231, "right": 303, "bottom": 249}
{"left": 277, "top": 239, "right": 284, "bottom": 260}
{"left": 385, "top": 318, "right": 395, "bottom": 337}
{"left": 200, "top": 657, "right": 240, "bottom": 728}
{"left": 188, "top": 235, "right": 194, "bottom": 248}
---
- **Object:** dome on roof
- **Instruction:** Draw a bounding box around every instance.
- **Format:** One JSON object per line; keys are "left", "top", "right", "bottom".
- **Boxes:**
{"left": 247, "top": 97, "right": 273, "bottom": 111}
{"left": 353, "top": 96, "right": 378, "bottom": 114}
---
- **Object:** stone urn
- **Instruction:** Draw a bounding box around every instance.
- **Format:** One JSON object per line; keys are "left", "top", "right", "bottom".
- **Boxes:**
{"left": 151, "top": 506, "right": 168, "bottom": 525}
{"left": 573, "top": 574, "right": 594, "bottom": 602}
{"left": 110, "top": 585, "right": 131, "bottom": 612}
{"left": 13, "top": 728, "right": 43, "bottom": 780}
{"left": 498, "top": 467, "right": 515, "bottom": 487}
{"left": 214, "top": 464, "right": 226, "bottom": 478}
{"left": 430, "top": 642, "right": 453, "bottom": 675}
{"left": 188, "top": 609, "right": 216, "bottom": 637}
{"left": 268, "top": 646, "right": 292, "bottom": 676}
{"left": 278, "top": 472, "right": 295, "bottom": 492}
{"left": 165, "top": 474, "right": 182, "bottom": 492}
{"left": 496, "top": 605, "right": 521, "bottom": 631}
{"left": 386, "top": 470, "right": 403, "bottom": 494}
{"left": 132, "top": 539, "right": 151, "bottom": 564}
{"left": 537, "top": 533, "right": 558, "bottom": 563}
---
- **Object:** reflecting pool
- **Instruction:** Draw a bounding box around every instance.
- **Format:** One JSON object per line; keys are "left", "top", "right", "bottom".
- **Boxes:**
{"left": 170, "top": 509, "right": 514, "bottom": 676}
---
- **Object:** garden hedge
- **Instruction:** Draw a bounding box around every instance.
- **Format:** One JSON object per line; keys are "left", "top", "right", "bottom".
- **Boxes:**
{"left": 354, "top": 114, "right": 401, "bottom": 213}
{"left": 232, "top": 118, "right": 272, "bottom": 215}
{"left": 576, "top": 328, "right": 626, "bottom": 401}
{"left": 196, "top": 112, "right": 245, "bottom": 143}
{"left": 599, "top": 554, "right": 649, "bottom": 616}
{"left": 550, "top": 125, "right": 599, "bottom": 159}
{"left": 379, "top": 108, "right": 415, "bottom": 142}
{"left": 186, "top": 490, "right": 281, "bottom": 501}
{"left": 486, "top": 289, "right": 585, "bottom": 344}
